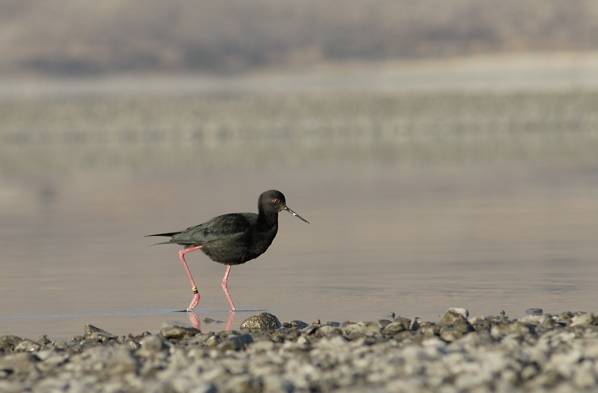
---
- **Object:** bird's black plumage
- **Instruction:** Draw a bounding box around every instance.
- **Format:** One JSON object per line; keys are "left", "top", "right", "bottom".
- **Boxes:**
{"left": 147, "top": 190, "right": 308, "bottom": 265}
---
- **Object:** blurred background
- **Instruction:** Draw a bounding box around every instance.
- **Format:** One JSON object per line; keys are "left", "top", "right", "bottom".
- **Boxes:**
{"left": 2, "top": 0, "right": 598, "bottom": 337}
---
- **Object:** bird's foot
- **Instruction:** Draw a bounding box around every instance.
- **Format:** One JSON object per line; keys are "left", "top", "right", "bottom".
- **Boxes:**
{"left": 225, "top": 311, "right": 236, "bottom": 332}
{"left": 188, "top": 311, "right": 201, "bottom": 329}
{"left": 186, "top": 292, "right": 201, "bottom": 311}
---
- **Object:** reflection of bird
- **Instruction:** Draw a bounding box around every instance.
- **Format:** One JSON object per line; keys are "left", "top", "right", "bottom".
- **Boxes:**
{"left": 147, "top": 190, "right": 309, "bottom": 311}
{"left": 187, "top": 311, "right": 236, "bottom": 332}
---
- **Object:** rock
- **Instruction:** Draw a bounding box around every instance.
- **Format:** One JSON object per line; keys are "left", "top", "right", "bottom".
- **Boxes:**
{"left": 140, "top": 335, "right": 166, "bottom": 353}
{"left": 160, "top": 324, "right": 200, "bottom": 339}
{"left": 558, "top": 311, "right": 576, "bottom": 321}
{"left": 383, "top": 321, "right": 408, "bottom": 336}
{"left": 271, "top": 331, "right": 291, "bottom": 343}
{"left": 490, "top": 321, "right": 535, "bottom": 338}
{"left": 263, "top": 375, "right": 294, "bottom": 393}
{"left": 302, "top": 325, "right": 319, "bottom": 336}
{"left": 409, "top": 317, "right": 421, "bottom": 331}
{"left": 342, "top": 322, "right": 366, "bottom": 338}
{"left": 83, "top": 324, "right": 115, "bottom": 342}
{"left": 440, "top": 310, "right": 469, "bottom": 326}
{"left": 342, "top": 321, "right": 381, "bottom": 339}
{"left": 225, "top": 374, "right": 262, "bottom": 393}
{"left": 0, "top": 336, "right": 23, "bottom": 353}
{"left": 438, "top": 309, "right": 473, "bottom": 341}
{"left": 219, "top": 334, "right": 254, "bottom": 351}
{"left": 37, "top": 335, "right": 52, "bottom": 347}
{"left": 0, "top": 381, "right": 25, "bottom": 393}
{"left": 571, "top": 313, "right": 596, "bottom": 327}
{"left": 471, "top": 317, "right": 492, "bottom": 333}
{"left": 448, "top": 307, "right": 469, "bottom": 318}
{"left": 438, "top": 326, "right": 469, "bottom": 342}
{"left": 70, "top": 346, "right": 137, "bottom": 377}
{"left": 417, "top": 321, "right": 437, "bottom": 338}
{"left": 295, "top": 335, "right": 310, "bottom": 348}
{"left": 6, "top": 309, "right": 598, "bottom": 392}
{"left": 240, "top": 313, "right": 281, "bottom": 330}
{"left": 36, "top": 352, "right": 69, "bottom": 373}
{"left": 14, "top": 339, "right": 41, "bottom": 353}
{"left": 0, "top": 353, "right": 37, "bottom": 376}
{"left": 288, "top": 320, "right": 308, "bottom": 329}
{"left": 573, "top": 363, "right": 596, "bottom": 389}
{"left": 205, "top": 335, "right": 221, "bottom": 347}
{"left": 526, "top": 308, "right": 544, "bottom": 316}
{"left": 126, "top": 338, "right": 141, "bottom": 351}
{"left": 378, "top": 319, "right": 392, "bottom": 328}
{"left": 181, "top": 383, "right": 218, "bottom": 393}
{"left": 317, "top": 325, "right": 342, "bottom": 336}
{"left": 249, "top": 340, "right": 275, "bottom": 352}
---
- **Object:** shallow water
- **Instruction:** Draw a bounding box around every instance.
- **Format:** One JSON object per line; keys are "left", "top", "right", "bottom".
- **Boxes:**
{"left": 2, "top": 87, "right": 598, "bottom": 338}
{"left": 2, "top": 161, "right": 598, "bottom": 338}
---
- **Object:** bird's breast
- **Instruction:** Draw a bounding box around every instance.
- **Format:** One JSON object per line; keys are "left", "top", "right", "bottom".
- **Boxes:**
{"left": 249, "top": 227, "right": 278, "bottom": 257}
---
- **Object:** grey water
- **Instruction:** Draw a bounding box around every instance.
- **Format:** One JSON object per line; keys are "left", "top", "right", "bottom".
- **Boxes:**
{"left": 2, "top": 85, "right": 598, "bottom": 338}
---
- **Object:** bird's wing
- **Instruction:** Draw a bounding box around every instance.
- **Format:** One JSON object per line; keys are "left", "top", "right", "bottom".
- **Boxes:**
{"left": 171, "top": 213, "right": 256, "bottom": 245}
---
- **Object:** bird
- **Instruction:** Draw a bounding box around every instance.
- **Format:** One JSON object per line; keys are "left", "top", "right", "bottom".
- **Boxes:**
{"left": 146, "top": 189, "right": 309, "bottom": 312}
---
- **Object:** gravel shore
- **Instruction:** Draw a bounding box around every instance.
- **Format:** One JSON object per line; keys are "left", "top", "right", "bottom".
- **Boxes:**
{"left": 2, "top": 309, "right": 598, "bottom": 392}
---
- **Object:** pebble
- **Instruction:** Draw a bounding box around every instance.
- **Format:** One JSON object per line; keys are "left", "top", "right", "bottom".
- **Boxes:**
{"left": 526, "top": 307, "right": 544, "bottom": 316}
{"left": 438, "top": 309, "right": 474, "bottom": 342}
{"left": 14, "top": 339, "right": 41, "bottom": 353}
{"left": 3, "top": 310, "right": 598, "bottom": 392}
{"left": 240, "top": 313, "right": 281, "bottom": 330}
{"left": 0, "top": 353, "right": 37, "bottom": 377}
{"left": 318, "top": 325, "right": 342, "bottom": 336}
{"left": 571, "top": 313, "right": 596, "bottom": 327}
{"left": 219, "top": 334, "right": 254, "bottom": 351}
{"left": 159, "top": 324, "right": 200, "bottom": 339}
{"left": 139, "top": 335, "right": 165, "bottom": 353}
{"left": 448, "top": 307, "right": 469, "bottom": 318}
{"left": 288, "top": 320, "right": 309, "bottom": 329}
{"left": 382, "top": 321, "right": 408, "bottom": 336}
{"left": 84, "top": 324, "right": 115, "bottom": 342}
{"left": 0, "top": 336, "right": 22, "bottom": 353}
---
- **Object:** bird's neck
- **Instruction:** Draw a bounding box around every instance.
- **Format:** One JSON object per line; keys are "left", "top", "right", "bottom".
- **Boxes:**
{"left": 257, "top": 209, "right": 278, "bottom": 230}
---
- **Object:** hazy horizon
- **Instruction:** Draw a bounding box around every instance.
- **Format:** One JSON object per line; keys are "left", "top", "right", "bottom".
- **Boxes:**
{"left": 2, "top": 0, "right": 598, "bottom": 77}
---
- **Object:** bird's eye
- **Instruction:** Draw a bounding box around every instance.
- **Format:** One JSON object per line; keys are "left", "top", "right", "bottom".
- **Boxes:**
{"left": 271, "top": 198, "right": 279, "bottom": 204}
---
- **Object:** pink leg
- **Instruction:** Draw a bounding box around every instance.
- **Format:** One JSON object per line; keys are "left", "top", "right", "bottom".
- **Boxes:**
{"left": 178, "top": 245, "right": 203, "bottom": 311}
{"left": 221, "top": 265, "right": 237, "bottom": 311}
{"left": 225, "top": 311, "right": 236, "bottom": 332}
{"left": 188, "top": 311, "right": 201, "bottom": 330}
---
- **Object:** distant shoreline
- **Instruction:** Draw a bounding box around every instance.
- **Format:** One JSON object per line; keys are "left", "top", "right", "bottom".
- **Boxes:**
{"left": 2, "top": 52, "right": 598, "bottom": 99}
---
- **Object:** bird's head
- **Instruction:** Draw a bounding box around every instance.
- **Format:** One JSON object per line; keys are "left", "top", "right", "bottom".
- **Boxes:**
{"left": 259, "top": 190, "right": 309, "bottom": 223}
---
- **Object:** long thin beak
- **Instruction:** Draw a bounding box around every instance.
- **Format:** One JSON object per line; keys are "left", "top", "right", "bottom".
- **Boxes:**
{"left": 283, "top": 205, "right": 310, "bottom": 223}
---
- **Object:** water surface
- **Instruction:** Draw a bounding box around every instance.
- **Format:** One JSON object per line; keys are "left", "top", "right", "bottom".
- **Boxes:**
{"left": 1, "top": 87, "right": 598, "bottom": 338}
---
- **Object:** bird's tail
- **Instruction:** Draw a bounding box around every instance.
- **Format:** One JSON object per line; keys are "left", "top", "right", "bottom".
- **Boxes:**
{"left": 145, "top": 231, "right": 181, "bottom": 246}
